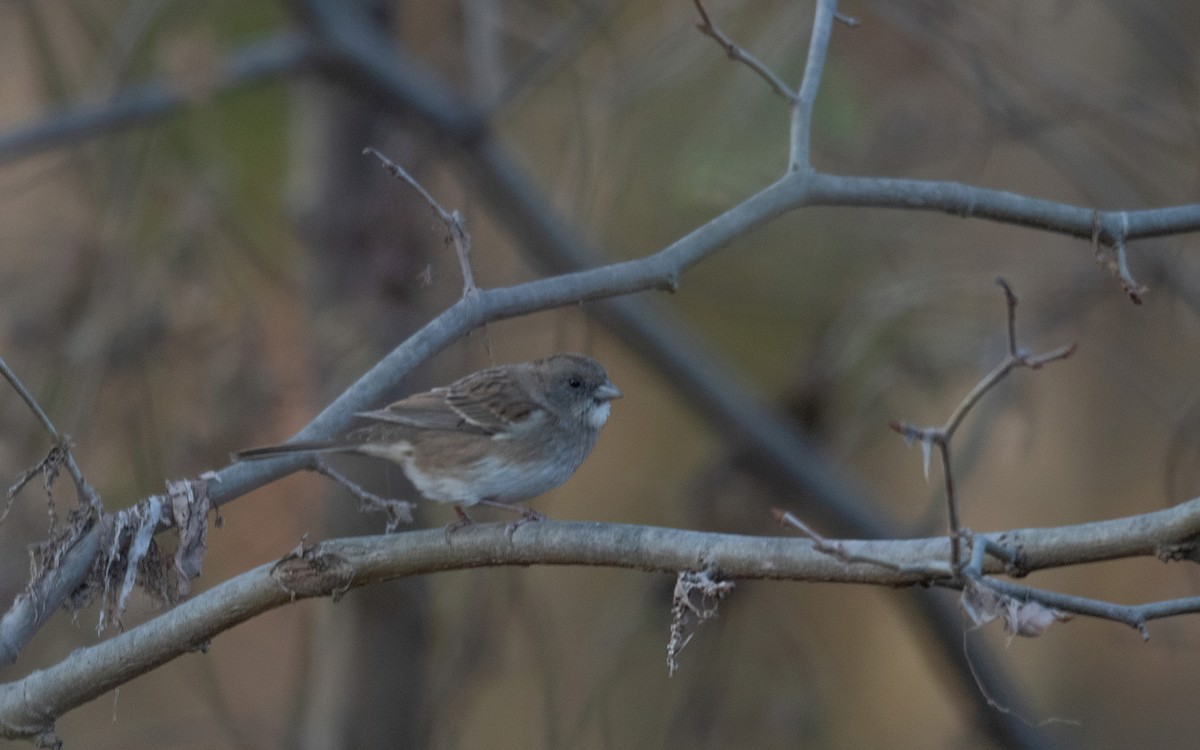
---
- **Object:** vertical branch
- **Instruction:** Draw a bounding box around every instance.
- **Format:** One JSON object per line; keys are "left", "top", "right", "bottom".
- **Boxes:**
{"left": 939, "top": 438, "right": 961, "bottom": 566}
{"left": 790, "top": 0, "right": 840, "bottom": 172}
{"left": 998, "top": 278, "right": 1018, "bottom": 356}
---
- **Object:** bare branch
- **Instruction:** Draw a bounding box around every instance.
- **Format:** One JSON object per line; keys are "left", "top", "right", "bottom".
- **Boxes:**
{"left": 802, "top": 172, "right": 1200, "bottom": 244}
{"left": 692, "top": 0, "right": 798, "bottom": 105}
{"left": 312, "top": 459, "right": 416, "bottom": 532}
{"left": 364, "top": 147, "right": 479, "bottom": 296}
{"left": 774, "top": 508, "right": 951, "bottom": 575}
{"left": 791, "top": 0, "right": 840, "bottom": 171}
{"left": 691, "top": 0, "right": 844, "bottom": 172}
{"left": 3, "top": 497, "right": 1200, "bottom": 743}
{"left": 0, "top": 358, "right": 99, "bottom": 512}
{"left": 890, "top": 281, "right": 1075, "bottom": 567}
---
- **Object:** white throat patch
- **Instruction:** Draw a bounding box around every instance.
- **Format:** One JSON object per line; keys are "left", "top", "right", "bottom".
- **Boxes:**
{"left": 588, "top": 400, "right": 611, "bottom": 429}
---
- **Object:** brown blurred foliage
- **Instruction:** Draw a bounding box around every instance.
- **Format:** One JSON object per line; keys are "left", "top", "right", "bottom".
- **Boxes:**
{"left": 2, "top": 1, "right": 1200, "bottom": 748}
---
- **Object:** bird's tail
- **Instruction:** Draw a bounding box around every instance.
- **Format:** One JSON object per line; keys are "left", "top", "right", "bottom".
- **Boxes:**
{"left": 232, "top": 441, "right": 352, "bottom": 462}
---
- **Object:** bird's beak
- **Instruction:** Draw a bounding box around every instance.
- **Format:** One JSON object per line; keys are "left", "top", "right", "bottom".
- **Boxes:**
{"left": 595, "top": 382, "right": 623, "bottom": 402}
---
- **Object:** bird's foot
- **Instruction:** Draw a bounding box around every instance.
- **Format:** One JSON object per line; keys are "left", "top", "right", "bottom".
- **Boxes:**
{"left": 443, "top": 506, "right": 475, "bottom": 544}
{"left": 501, "top": 505, "right": 546, "bottom": 542}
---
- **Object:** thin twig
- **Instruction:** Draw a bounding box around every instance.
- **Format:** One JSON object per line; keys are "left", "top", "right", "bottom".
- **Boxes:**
{"left": 939, "top": 441, "right": 961, "bottom": 564}
{"left": 692, "top": 0, "right": 843, "bottom": 172}
{"left": 958, "top": 562, "right": 1200, "bottom": 641}
{"left": 692, "top": 0, "right": 798, "bottom": 105}
{"left": 999, "top": 277, "right": 1019, "bottom": 356}
{"left": 0, "top": 356, "right": 101, "bottom": 513}
{"left": 890, "top": 280, "right": 1076, "bottom": 568}
{"left": 773, "top": 508, "right": 950, "bottom": 576}
{"left": 364, "top": 147, "right": 480, "bottom": 297}
{"left": 311, "top": 459, "right": 416, "bottom": 532}
{"left": 0, "top": 357, "right": 60, "bottom": 440}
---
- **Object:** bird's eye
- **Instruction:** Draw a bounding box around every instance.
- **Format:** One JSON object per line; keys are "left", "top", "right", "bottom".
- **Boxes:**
{"left": 568, "top": 377, "right": 582, "bottom": 389}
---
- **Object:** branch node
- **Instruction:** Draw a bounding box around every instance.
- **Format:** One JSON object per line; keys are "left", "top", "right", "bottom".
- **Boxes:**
{"left": 1091, "top": 211, "right": 1147, "bottom": 304}
{"left": 271, "top": 535, "right": 356, "bottom": 602}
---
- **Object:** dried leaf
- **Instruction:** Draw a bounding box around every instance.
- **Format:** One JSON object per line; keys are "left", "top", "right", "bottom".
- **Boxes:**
{"left": 168, "top": 478, "right": 210, "bottom": 599}
{"left": 1008, "top": 598, "right": 1072, "bottom": 637}
{"left": 118, "top": 498, "right": 162, "bottom": 622}
{"left": 961, "top": 580, "right": 1071, "bottom": 637}
{"left": 961, "top": 580, "right": 1004, "bottom": 627}
{"left": 667, "top": 568, "right": 734, "bottom": 676}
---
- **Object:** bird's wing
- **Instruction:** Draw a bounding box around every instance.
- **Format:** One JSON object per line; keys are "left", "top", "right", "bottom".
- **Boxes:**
{"left": 357, "top": 388, "right": 493, "bottom": 434}
{"left": 358, "top": 368, "right": 543, "bottom": 435}
{"left": 443, "top": 369, "right": 540, "bottom": 433}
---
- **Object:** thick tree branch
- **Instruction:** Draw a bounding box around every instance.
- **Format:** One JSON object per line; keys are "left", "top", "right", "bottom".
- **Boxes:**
{"left": 3, "top": 495, "right": 1200, "bottom": 744}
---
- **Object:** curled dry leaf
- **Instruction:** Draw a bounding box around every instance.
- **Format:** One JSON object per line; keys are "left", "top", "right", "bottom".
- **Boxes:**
{"left": 100, "top": 497, "right": 164, "bottom": 633}
{"left": 667, "top": 568, "right": 734, "bottom": 676}
{"left": 961, "top": 580, "right": 1072, "bottom": 638}
{"left": 94, "top": 477, "right": 213, "bottom": 631}
{"left": 168, "top": 478, "right": 211, "bottom": 599}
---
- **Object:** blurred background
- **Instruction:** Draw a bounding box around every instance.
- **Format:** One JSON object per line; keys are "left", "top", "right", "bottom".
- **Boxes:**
{"left": 1, "top": 1, "right": 1200, "bottom": 748}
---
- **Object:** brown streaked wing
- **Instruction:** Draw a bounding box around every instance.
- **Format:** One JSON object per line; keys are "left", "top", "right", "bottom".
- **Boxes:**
{"left": 356, "top": 388, "right": 493, "bottom": 434}
{"left": 444, "top": 368, "right": 539, "bottom": 431}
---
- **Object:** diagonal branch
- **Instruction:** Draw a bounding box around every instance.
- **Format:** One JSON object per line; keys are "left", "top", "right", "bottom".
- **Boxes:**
{"left": 0, "top": 357, "right": 100, "bottom": 514}
{"left": 692, "top": 0, "right": 798, "bottom": 105}
{"left": 0, "top": 33, "right": 314, "bottom": 167}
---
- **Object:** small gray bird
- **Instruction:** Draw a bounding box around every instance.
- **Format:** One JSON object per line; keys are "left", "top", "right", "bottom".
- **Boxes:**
{"left": 235, "top": 353, "right": 621, "bottom": 529}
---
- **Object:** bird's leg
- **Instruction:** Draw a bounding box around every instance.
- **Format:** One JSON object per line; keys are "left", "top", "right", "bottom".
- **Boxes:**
{"left": 474, "top": 500, "right": 546, "bottom": 542}
{"left": 443, "top": 505, "right": 475, "bottom": 543}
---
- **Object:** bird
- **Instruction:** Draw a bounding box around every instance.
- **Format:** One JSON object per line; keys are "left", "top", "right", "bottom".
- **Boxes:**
{"left": 234, "top": 353, "right": 621, "bottom": 533}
